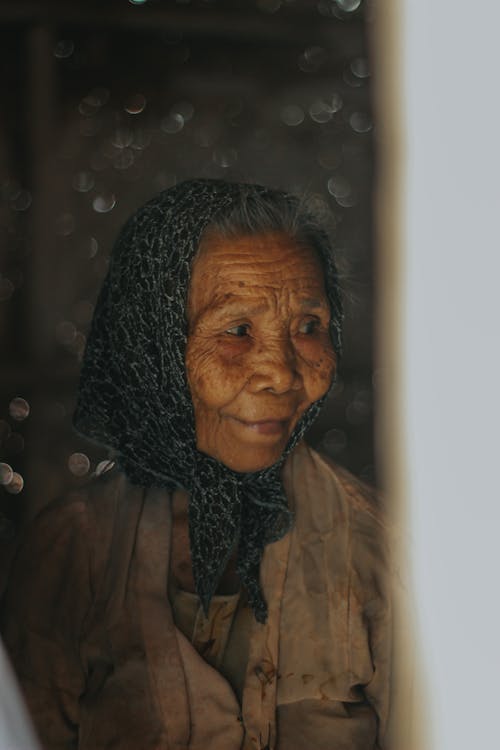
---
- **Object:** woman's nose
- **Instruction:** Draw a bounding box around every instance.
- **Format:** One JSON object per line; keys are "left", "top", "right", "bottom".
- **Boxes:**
{"left": 247, "top": 338, "right": 302, "bottom": 394}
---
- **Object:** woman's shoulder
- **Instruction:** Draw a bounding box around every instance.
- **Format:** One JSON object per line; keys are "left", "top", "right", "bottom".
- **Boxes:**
{"left": 26, "top": 464, "right": 131, "bottom": 539}
{"left": 4, "top": 466, "right": 145, "bottom": 596}
{"left": 288, "top": 441, "right": 385, "bottom": 528}
{"left": 286, "top": 442, "right": 391, "bottom": 576}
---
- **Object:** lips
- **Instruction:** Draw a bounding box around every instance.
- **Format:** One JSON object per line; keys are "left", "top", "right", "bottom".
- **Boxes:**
{"left": 245, "top": 419, "right": 288, "bottom": 435}
{"left": 227, "top": 416, "right": 291, "bottom": 436}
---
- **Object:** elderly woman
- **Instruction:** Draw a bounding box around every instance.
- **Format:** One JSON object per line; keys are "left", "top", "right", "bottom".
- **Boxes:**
{"left": 1, "top": 180, "right": 391, "bottom": 750}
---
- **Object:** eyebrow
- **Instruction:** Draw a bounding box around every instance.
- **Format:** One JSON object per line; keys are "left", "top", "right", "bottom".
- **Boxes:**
{"left": 198, "top": 295, "right": 329, "bottom": 322}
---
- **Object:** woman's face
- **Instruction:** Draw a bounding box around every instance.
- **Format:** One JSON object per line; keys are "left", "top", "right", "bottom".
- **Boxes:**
{"left": 185, "top": 231, "right": 336, "bottom": 472}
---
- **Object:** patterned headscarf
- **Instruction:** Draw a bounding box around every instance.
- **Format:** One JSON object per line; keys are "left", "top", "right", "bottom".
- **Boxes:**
{"left": 74, "top": 179, "right": 342, "bottom": 622}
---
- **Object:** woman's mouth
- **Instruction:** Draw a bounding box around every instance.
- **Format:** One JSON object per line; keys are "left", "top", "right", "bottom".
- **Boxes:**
{"left": 228, "top": 416, "right": 291, "bottom": 436}
{"left": 244, "top": 419, "right": 288, "bottom": 435}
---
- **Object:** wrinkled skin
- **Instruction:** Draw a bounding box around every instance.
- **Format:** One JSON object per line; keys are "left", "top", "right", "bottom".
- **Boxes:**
{"left": 185, "top": 231, "right": 336, "bottom": 473}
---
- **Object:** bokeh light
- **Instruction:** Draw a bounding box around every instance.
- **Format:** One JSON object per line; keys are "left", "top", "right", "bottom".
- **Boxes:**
{"left": 53, "top": 39, "right": 74, "bottom": 59}
{"left": 0, "top": 463, "right": 14, "bottom": 486}
{"left": 336, "top": 0, "right": 362, "bottom": 11}
{"left": 124, "top": 93, "right": 147, "bottom": 115}
{"left": 95, "top": 459, "right": 116, "bottom": 476}
{"left": 5, "top": 472, "right": 24, "bottom": 494}
{"left": 68, "top": 452, "right": 91, "bottom": 477}
{"left": 1, "top": 0, "right": 375, "bottom": 539}
{"left": 8, "top": 398, "right": 30, "bottom": 422}
{"left": 92, "top": 193, "right": 116, "bottom": 213}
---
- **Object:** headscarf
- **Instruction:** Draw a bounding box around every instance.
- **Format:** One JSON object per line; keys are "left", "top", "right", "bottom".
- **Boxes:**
{"left": 74, "top": 179, "right": 342, "bottom": 622}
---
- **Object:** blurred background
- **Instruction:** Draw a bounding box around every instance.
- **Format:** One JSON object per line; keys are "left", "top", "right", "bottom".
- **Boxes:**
{"left": 0, "top": 0, "right": 375, "bottom": 567}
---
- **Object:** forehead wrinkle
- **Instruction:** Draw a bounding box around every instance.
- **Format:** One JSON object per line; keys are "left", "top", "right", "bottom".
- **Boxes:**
{"left": 202, "top": 295, "right": 270, "bottom": 321}
{"left": 192, "top": 289, "right": 330, "bottom": 330}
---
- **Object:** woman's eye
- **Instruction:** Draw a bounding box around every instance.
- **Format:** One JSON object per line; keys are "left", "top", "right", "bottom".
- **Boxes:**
{"left": 298, "top": 319, "right": 319, "bottom": 335}
{"left": 225, "top": 324, "right": 250, "bottom": 337}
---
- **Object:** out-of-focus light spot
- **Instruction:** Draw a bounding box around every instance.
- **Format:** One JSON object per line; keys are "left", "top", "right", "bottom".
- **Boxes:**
{"left": 131, "top": 128, "right": 152, "bottom": 150}
{"left": 5, "top": 472, "right": 24, "bottom": 494}
{"left": 317, "top": 0, "right": 346, "bottom": 18}
{"left": 317, "top": 146, "right": 342, "bottom": 170}
{"left": 327, "top": 175, "right": 351, "bottom": 199}
{"left": 0, "top": 278, "right": 14, "bottom": 302}
{"left": 172, "top": 101, "right": 194, "bottom": 122}
{"left": 9, "top": 398, "right": 30, "bottom": 421}
{"left": 113, "top": 149, "right": 134, "bottom": 170}
{"left": 224, "top": 99, "right": 243, "bottom": 121}
{"left": 73, "top": 171, "right": 95, "bottom": 193}
{"left": 89, "top": 237, "right": 99, "bottom": 258}
{"left": 68, "top": 452, "right": 91, "bottom": 476}
{"left": 129, "top": 0, "right": 148, "bottom": 4}
{"left": 101, "top": 141, "right": 120, "bottom": 160}
{"left": 56, "top": 320, "right": 77, "bottom": 346}
{"left": 0, "top": 463, "right": 13, "bottom": 486}
{"left": 330, "top": 92, "right": 343, "bottom": 112}
{"left": 124, "top": 93, "right": 147, "bottom": 115}
{"left": 257, "top": 0, "right": 281, "bottom": 12}
{"left": 79, "top": 98, "right": 100, "bottom": 117}
{"left": 54, "top": 39, "right": 74, "bottom": 59}
{"left": 93, "top": 193, "right": 116, "bottom": 213}
{"left": 320, "top": 428, "right": 347, "bottom": 456}
{"left": 307, "top": 194, "right": 331, "bottom": 223}
{"left": 350, "top": 56, "right": 370, "bottom": 78}
{"left": 72, "top": 332, "right": 87, "bottom": 360}
{"left": 298, "top": 46, "right": 328, "bottom": 73}
{"left": 87, "top": 88, "right": 110, "bottom": 107}
{"left": 309, "top": 99, "right": 333, "bottom": 123}
{"left": 161, "top": 113, "right": 184, "bottom": 134}
{"left": 213, "top": 147, "right": 238, "bottom": 168}
{"left": 336, "top": 192, "right": 358, "bottom": 208}
{"left": 349, "top": 111, "right": 373, "bottom": 133}
{"left": 343, "top": 67, "right": 363, "bottom": 88}
{"left": 346, "top": 389, "right": 372, "bottom": 424}
{"left": 336, "top": 0, "right": 361, "bottom": 11}
{"left": 2, "top": 179, "right": 20, "bottom": 200}
{"left": 55, "top": 213, "right": 75, "bottom": 236}
{"left": 280, "top": 104, "right": 305, "bottom": 126}
{"left": 112, "top": 128, "right": 133, "bottom": 148}
{"left": 11, "top": 190, "right": 32, "bottom": 211}
{"left": 95, "top": 459, "right": 115, "bottom": 476}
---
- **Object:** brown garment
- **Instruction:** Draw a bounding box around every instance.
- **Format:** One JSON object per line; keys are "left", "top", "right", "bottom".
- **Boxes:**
{"left": 168, "top": 583, "right": 254, "bottom": 702}
{"left": 1, "top": 442, "right": 393, "bottom": 750}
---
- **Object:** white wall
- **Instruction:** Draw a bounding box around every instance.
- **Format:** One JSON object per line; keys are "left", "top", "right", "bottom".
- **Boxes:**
{"left": 377, "top": 1, "right": 500, "bottom": 748}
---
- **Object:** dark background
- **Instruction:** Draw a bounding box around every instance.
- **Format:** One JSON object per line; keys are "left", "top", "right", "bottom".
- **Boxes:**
{"left": 0, "top": 0, "right": 375, "bottom": 569}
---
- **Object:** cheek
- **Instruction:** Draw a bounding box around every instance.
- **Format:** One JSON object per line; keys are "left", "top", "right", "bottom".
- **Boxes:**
{"left": 186, "top": 337, "right": 248, "bottom": 409}
{"left": 298, "top": 341, "right": 337, "bottom": 397}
